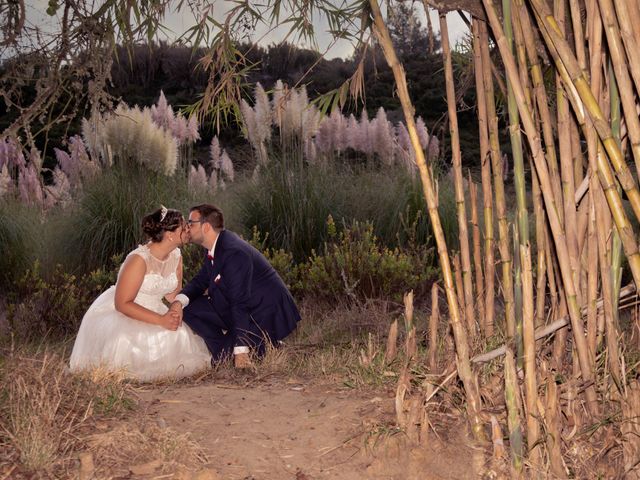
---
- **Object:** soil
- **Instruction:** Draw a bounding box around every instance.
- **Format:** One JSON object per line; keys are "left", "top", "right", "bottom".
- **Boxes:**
{"left": 130, "top": 375, "right": 490, "bottom": 480}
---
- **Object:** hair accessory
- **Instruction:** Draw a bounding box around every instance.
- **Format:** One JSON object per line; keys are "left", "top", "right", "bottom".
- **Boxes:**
{"left": 160, "top": 205, "right": 168, "bottom": 222}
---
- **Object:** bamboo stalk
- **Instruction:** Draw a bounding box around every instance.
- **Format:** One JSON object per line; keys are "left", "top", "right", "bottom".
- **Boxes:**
{"left": 514, "top": 0, "right": 563, "bottom": 211}
{"left": 504, "top": 0, "right": 531, "bottom": 245}
{"left": 513, "top": 226, "right": 524, "bottom": 364}
{"left": 441, "top": 14, "right": 476, "bottom": 339}
{"left": 568, "top": 0, "right": 587, "bottom": 70}
{"left": 469, "top": 175, "right": 486, "bottom": 329}
{"left": 453, "top": 253, "right": 466, "bottom": 328}
{"left": 609, "top": 65, "right": 624, "bottom": 327}
{"left": 472, "top": 19, "right": 495, "bottom": 337}
{"left": 532, "top": 164, "right": 547, "bottom": 328}
{"left": 586, "top": 185, "right": 599, "bottom": 364}
{"left": 594, "top": 159, "right": 624, "bottom": 391}
{"left": 490, "top": 415, "right": 506, "bottom": 460}
{"left": 555, "top": 0, "right": 581, "bottom": 304}
{"left": 370, "top": 0, "right": 485, "bottom": 441}
{"left": 405, "top": 291, "right": 417, "bottom": 360}
{"left": 625, "top": 0, "right": 640, "bottom": 46}
{"left": 521, "top": 244, "right": 540, "bottom": 465}
{"left": 543, "top": 363, "right": 567, "bottom": 477}
{"left": 471, "top": 283, "right": 636, "bottom": 363}
{"left": 505, "top": 0, "right": 529, "bottom": 364}
{"left": 504, "top": 347, "right": 524, "bottom": 474}
{"left": 597, "top": 0, "right": 640, "bottom": 181}
{"left": 429, "top": 283, "right": 440, "bottom": 371}
{"left": 482, "top": 0, "right": 599, "bottom": 413}
{"left": 545, "top": 221, "right": 559, "bottom": 317}
{"left": 571, "top": 122, "right": 584, "bottom": 199}
{"left": 479, "top": 19, "right": 515, "bottom": 340}
{"left": 528, "top": 0, "right": 640, "bottom": 259}
{"left": 385, "top": 319, "right": 399, "bottom": 363}
{"left": 613, "top": 0, "right": 640, "bottom": 96}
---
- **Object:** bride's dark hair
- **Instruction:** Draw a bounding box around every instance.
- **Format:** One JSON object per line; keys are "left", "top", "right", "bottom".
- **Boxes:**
{"left": 141, "top": 207, "right": 183, "bottom": 242}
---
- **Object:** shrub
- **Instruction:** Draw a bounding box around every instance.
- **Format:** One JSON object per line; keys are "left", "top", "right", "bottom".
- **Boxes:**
{"left": 6, "top": 259, "right": 120, "bottom": 341}
{"left": 301, "top": 218, "right": 437, "bottom": 302}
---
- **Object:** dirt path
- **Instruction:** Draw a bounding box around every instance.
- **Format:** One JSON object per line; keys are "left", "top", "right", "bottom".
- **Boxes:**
{"left": 137, "top": 377, "right": 487, "bottom": 479}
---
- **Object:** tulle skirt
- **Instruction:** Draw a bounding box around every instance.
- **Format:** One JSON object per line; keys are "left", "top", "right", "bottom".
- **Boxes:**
{"left": 70, "top": 286, "right": 211, "bottom": 381}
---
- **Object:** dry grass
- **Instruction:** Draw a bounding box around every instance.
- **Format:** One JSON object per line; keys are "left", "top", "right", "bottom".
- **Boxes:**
{"left": 3, "top": 299, "right": 636, "bottom": 478}
{"left": 0, "top": 344, "right": 207, "bottom": 478}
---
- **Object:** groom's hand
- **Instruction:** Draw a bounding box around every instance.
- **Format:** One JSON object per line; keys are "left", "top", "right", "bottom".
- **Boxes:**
{"left": 168, "top": 301, "right": 183, "bottom": 322}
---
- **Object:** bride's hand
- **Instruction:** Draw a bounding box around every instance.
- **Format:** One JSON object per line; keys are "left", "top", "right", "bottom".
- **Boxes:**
{"left": 168, "top": 301, "right": 183, "bottom": 322}
{"left": 159, "top": 310, "right": 181, "bottom": 331}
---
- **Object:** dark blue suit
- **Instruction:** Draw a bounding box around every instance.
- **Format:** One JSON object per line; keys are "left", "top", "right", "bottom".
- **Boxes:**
{"left": 181, "top": 230, "right": 301, "bottom": 360}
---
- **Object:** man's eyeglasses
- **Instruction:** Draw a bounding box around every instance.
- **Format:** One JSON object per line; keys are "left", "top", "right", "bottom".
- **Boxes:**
{"left": 187, "top": 219, "right": 205, "bottom": 225}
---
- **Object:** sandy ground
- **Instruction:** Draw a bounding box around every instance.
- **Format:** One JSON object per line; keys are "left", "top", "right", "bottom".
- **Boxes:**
{"left": 134, "top": 376, "right": 488, "bottom": 480}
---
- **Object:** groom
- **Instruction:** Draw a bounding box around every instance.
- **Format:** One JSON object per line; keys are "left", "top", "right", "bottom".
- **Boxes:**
{"left": 171, "top": 204, "right": 301, "bottom": 368}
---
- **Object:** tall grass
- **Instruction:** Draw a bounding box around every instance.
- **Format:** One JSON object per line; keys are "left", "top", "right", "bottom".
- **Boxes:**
{"left": 230, "top": 152, "right": 459, "bottom": 262}
{"left": 231, "top": 151, "right": 348, "bottom": 261}
{"left": 51, "top": 165, "right": 209, "bottom": 273}
{"left": 0, "top": 201, "right": 41, "bottom": 290}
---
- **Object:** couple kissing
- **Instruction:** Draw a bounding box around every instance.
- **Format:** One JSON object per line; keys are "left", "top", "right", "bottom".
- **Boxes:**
{"left": 70, "top": 203, "right": 301, "bottom": 381}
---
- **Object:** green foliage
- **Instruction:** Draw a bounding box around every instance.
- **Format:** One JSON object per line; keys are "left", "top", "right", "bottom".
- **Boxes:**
{"left": 6, "top": 258, "right": 120, "bottom": 341}
{"left": 0, "top": 201, "right": 41, "bottom": 290}
{"left": 302, "top": 220, "right": 437, "bottom": 302}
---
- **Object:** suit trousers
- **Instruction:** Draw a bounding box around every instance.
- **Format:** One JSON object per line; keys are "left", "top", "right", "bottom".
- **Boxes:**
{"left": 183, "top": 296, "right": 268, "bottom": 361}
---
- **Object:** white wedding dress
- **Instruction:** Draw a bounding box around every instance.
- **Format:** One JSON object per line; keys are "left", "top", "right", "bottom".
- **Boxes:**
{"left": 70, "top": 244, "right": 211, "bottom": 381}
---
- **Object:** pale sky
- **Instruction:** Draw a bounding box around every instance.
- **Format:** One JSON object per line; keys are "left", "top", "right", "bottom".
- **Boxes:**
{"left": 156, "top": 3, "right": 470, "bottom": 59}
{"left": 25, "top": 0, "right": 470, "bottom": 60}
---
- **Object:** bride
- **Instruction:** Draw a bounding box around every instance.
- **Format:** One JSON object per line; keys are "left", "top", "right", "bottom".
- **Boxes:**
{"left": 70, "top": 206, "right": 211, "bottom": 381}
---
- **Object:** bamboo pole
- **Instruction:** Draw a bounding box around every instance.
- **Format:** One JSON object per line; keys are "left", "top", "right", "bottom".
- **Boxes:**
{"left": 472, "top": 19, "right": 495, "bottom": 337}
{"left": 555, "top": 0, "right": 581, "bottom": 304}
{"left": 613, "top": 0, "right": 640, "bottom": 96}
{"left": 504, "top": 0, "right": 529, "bottom": 362}
{"left": 514, "top": 0, "right": 563, "bottom": 213}
{"left": 513, "top": 226, "right": 524, "bottom": 364}
{"left": 528, "top": 0, "right": 640, "bottom": 257}
{"left": 609, "top": 65, "right": 624, "bottom": 329}
{"left": 568, "top": 0, "right": 587, "bottom": 71}
{"left": 441, "top": 14, "right": 476, "bottom": 339}
{"left": 625, "top": 0, "right": 640, "bottom": 47}
{"left": 482, "top": 0, "right": 599, "bottom": 413}
{"left": 543, "top": 363, "right": 567, "bottom": 477}
{"left": 597, "top": 0, "right": 640, "bottom": 180}
{"left": 595, "top": 151, "right": 624, "bottom": 391}
{"left": 369, "top": 0, "right": 485, "bottom": 441}
{"left": 471, "top": 284, "right": 636, "bottom": 363}
{"left": 586, "top": 185, "right": 599, "bottom": 364}
{"left": 532, "top": 164, "right": 547, "bottom": 328}
{"left": 479, "top": 19, "right": 515, "bottom": 340}
{"left": 469, "top": 175, "right": 486, "bottom": 329}
{"left": 429, "top": 283, "right": 440, "bottom": 371}
{"left": 521, "top": 244, "right": 540, "bottom": 465}
{"left": 454, "top": 253, "right": 466, "bottom": 326}
{"left": 504, "top": 348, "right": 524, "bottom": 474}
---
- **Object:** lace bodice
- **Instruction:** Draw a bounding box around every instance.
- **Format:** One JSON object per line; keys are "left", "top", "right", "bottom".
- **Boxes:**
{"left": 118, "top": 244, "right": 181, "bottom": 310}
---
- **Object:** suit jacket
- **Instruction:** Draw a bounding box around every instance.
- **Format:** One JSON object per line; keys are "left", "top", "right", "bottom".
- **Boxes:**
{"left": 182, "top": 230, "right": 301, "bottom": 347}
